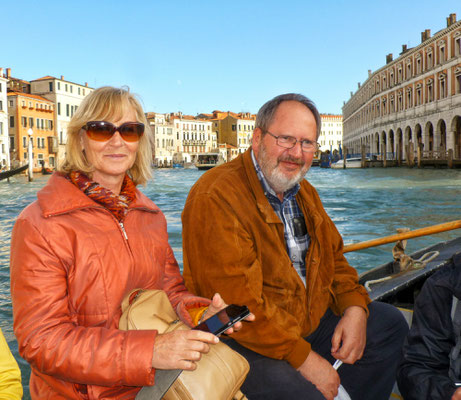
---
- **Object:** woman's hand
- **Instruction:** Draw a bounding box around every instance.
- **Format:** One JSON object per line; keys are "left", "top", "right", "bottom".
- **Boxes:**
{"left": 205, "top": 293, "right": 255, "bottom": 335}
{"left": 152, "top": 330, "right": 218, "bottom": 370}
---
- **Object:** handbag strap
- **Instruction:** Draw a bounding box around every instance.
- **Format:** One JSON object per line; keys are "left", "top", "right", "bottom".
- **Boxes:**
{"left": 135, "top": 369, "right": 182, "bottom": 400}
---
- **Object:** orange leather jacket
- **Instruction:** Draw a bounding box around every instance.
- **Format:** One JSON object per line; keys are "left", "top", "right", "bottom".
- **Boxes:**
{"left": 10, "top": 173, "right": 208, "bottom": 399}
{"left": 182, "top": 149, "right": 371, "bottom": 369}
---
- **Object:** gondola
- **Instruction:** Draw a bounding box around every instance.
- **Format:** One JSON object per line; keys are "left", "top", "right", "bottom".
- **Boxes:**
{"left": 0, "top": 164, "right": 29, "bottom": 181}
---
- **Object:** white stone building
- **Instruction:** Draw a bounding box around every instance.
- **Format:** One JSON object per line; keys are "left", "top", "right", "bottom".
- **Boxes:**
{"left": 146, "top": 113, "right": 177, "bottom": 167}
{"left": 343, "top": 14, "right": 461, "bottom": 160}
{"left": 169, "top": 113, "right": 214, "bottom": 163}
{"left": 319, "top": 114, "right": 342, "bottom": 152}
{"left": 30, "top": 76, "right": 93, "bottom": 161}
{"left": 0, "top": 69, "right": 9, "bottom": 168}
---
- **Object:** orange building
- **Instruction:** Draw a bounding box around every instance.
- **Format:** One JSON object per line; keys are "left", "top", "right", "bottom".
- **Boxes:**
{"left": 7, "top": 92, "right": 58, "bottom": 171}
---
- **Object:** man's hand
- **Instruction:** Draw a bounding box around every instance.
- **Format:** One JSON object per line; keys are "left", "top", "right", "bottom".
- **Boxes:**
{"left": 452, "top": 387, "right": 461, "bottom": 400}
{"left": 297, "top": 350, "right": 340, "bottom": 400}
{"left": 331, "top": 305, "right": 367, "bottom": 364}
{"left": 205, "top": 293, "right": 255, "bottom": 335}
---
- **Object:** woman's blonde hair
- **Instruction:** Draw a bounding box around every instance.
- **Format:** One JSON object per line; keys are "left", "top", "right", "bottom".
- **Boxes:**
{"left": 59, "top": 86, "right": 153, "bottom": 185}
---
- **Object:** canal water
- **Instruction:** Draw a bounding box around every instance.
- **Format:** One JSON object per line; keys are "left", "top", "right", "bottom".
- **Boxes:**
{"left": 1, "top": 167, "right": 460, "bottom": 397}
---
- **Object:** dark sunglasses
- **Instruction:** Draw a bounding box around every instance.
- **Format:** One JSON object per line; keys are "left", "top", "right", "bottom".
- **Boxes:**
{"left": 82, "top": 121, "right": 145, "bottom": 142}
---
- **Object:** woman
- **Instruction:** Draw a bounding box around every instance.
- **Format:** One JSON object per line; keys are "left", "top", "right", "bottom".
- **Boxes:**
{"left": 10, "top": 86, "right": 243, "bottom": 398}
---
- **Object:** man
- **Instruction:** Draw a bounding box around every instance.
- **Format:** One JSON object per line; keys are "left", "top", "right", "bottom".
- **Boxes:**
{"left": 397, "top": 252, "right": 461, "bottom": 400}
{"left": 182, "top": 94, "right": 408, "bottom": 400}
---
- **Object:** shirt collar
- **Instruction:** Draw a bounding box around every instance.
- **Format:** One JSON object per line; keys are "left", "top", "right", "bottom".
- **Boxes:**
{"left": 251, "top": 150, "right": 300, "bottom": 203}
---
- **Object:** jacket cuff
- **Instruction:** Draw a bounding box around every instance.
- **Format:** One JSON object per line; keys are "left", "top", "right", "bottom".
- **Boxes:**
{"left": 176, "top": 297, "right": 211, "bottom": 327}
{"left": 122, "top": 330, "right": 157, "bottom": 386}
{"left": 336, "top": 292, "right": 371, "bottom": 317}
{"left": 285, "top": 337, "right": 311, "bottom": 369}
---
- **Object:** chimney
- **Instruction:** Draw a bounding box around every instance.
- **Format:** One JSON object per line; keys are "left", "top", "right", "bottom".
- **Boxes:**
{"left": 386, "top": 53, "right": 393, "bottom": 64}
{"left": 350, "top": 91, "right": 353, "bottom": 97}
{"left": 85, "top": 82, "right": 88, "bottom": 87}
{"left": 422, "top": 29, "right": 431, "bottom": 43}
{"left": 401, "top": 44, "right": 408, "bottom": 54}
{"left": 447, "top": 13, "right": 457, "bottom": 27}
{"left": 6, "top": 68, "right": 11, "bottom": 78}
{"left": 60, "top": 75, "right": 64, "bottom": 80}
{"left": 368, "top": 70, "right": 372, "bottom": 77}
{"left": 358, "top": 82, "right": 361, "bottom": 89}
{"left": 0, "top": 68, "right": 3, "bottom": 78}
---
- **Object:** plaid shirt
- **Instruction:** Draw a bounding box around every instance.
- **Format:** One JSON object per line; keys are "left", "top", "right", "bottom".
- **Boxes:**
{"left": 251, "top": 151, "right": 310, "bottom": 283}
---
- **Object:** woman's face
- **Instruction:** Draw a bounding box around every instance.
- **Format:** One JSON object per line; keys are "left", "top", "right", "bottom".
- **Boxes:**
{"left": 80, "top": 107, "right": 140, "bottom": 192}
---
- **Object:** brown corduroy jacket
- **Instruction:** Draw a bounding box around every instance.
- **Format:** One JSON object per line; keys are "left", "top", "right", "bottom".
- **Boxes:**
{"left": 182, "top": 149, "right": 371, "bottom": 368}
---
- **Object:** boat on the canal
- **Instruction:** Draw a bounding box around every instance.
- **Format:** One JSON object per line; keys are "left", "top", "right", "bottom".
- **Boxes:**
{"left": 195, "top": 153, "right": 225, "bottom": 170}
{"left": 331, "top": 157, "right": 366, "bottom": 169}
{"left": 345, "top": 221, "right": 461, "bottom": 399}
{"left": 0, "top": 164, "right": 29, "bottom": 181}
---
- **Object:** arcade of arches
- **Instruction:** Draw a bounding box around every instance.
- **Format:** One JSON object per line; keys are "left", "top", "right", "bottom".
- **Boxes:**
{"left": 345, "top": 115, "right": 461, "bottom": 159}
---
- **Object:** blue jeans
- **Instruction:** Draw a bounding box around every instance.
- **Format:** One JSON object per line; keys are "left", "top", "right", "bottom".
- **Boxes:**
{"left": 224, "top": 302, "right": 408, "bottom": 400}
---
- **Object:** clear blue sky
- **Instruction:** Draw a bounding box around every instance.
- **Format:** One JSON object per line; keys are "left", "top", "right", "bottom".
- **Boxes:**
{"left": 3, "top": 0, "right": 460, "bottom": 115}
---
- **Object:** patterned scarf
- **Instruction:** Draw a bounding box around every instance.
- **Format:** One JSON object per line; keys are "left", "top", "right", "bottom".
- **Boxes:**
{"left": 68, "top": 171, "right": 137, "bottom": 222}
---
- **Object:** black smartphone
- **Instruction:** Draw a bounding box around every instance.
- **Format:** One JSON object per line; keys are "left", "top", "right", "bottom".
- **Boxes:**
{"left": 193, "top": 304, "right": 250, "bottom": 336}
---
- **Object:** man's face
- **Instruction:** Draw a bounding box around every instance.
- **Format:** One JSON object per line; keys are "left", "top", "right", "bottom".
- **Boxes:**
{"left": 252, "top": 100, "right": 317, "bottom": 196}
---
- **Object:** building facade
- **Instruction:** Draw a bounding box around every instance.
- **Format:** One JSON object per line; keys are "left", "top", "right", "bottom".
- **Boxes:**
{"left": 200, "top": 111, "right": 256, "bottom": 154}
{"left": 0, "top": 69, "right": 9, "bottom": 168}
{"left": 7, "top": 92, "right": 57, "bottom": 171}
{"left": 30, "top": 76, "right": 93, "bottom": 162}
{"left": 343, "top": 14, "right": 461, "bottom": 160}
{"left": 169, "top": 113, "right": 215, "bottom": 162}
{"left": 146, "top": 112, "right": 177, "bottom": 167}
{"left": 319, "top": 114, "right": 342, "bottom": 152}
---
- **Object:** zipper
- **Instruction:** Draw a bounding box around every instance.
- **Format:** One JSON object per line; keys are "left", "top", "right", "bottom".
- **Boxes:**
{"left": 119, "top": 221, "right": 128, "bottom": 240}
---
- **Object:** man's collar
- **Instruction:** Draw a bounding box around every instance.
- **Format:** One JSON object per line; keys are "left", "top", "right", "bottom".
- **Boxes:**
{"left": 251, "top": 150, "right": 300, "bottom": 202}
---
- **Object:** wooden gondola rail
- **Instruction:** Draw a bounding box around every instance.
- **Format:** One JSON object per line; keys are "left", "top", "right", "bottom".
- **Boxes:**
{"left": 343, "top": 220, "right": 461, "bottom": 253}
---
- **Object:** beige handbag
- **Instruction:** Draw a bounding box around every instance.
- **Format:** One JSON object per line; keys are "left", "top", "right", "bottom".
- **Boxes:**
{"left": 119, "top": 289, "right": 249, "bottom": 400}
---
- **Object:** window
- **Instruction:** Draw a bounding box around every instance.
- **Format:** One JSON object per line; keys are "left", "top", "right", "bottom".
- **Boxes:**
{"left": 21, "top": 117, "right": 27, "bottom": 127}
{"left": 456, "top": 68, "right": 461, "bottom": 94}
{"left": 9, "top": 100, "right": 13, "bottom": 107}
{"left": 427, "top": 51, "right": 433, "bottom": 69}
{"left": 23, "top": 137, "right": 26, "bottom": 147}
{"left": 58, "top": 102, "right": 61, "bottom": 115}
{"left": 49, "top": 82, "right": 53, "bottom": 91}
{"left": 0, "top": 122, "right": 2, "bottom": 134}
{"left": 9, "top": 116, "right": 14, "bottom": 127}
{"left": 57, "top": 82, "right": 61, "bottom": 90}
{"left": 66, "top": 104, "right": 69, "bottom": 117}
{"left": 65, "top": 84, "right": 68, "bottom": 92}
{"left": 78, "top": 87, "right": 81, "bottom": 95}
{"left": 456, "top": 37, "right": 461, "bottom": 57}
{"left": 427, "top": 81, "right": 433, "bottom": 102}
{"left": 0, "top": 100, "right": 2, "bottom": 111}
{"left": 70, "top": 85, "right": 73, "bottom": 93}
{"left": 439, "top": 75, "right": 446, "bottom": 99}
{"left": 0, "top": 83, "right": 2, "bottom": 92}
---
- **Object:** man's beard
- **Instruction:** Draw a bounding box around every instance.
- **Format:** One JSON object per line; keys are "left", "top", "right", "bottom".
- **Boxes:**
{"left": 257, "top": 142, "right": 310, "bottom": 194}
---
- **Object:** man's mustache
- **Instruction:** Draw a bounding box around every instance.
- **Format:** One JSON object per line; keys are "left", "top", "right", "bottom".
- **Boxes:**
{"left": 277, "top": 155, "right": 304, "bottom": 166}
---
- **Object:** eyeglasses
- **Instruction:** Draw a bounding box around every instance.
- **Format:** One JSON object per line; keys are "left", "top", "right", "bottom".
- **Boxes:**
{"left": 264, "top": 131, "right": 318, "bottom": 153}
{"left": 82, "top": 121, "right": 145, "bottom": 142}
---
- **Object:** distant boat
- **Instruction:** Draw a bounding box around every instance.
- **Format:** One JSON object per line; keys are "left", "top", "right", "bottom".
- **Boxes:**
{"left": 195, "top": 153, "right": 224, "bottom": 170}
{"left": 0, "top": 164, "right": 29, "bottom": 181}
{"left": 331, "top": 157, "right": 367, "bottom": 169}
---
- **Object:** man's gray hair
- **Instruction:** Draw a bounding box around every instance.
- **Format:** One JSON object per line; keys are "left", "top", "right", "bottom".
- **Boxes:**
{"left": 255, "top": 93, "right": 321, "bottom": 139}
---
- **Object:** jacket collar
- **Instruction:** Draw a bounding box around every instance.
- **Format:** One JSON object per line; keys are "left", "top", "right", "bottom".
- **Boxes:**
{"left": 38, "top": 173, "right": 159, "bottom": 218}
